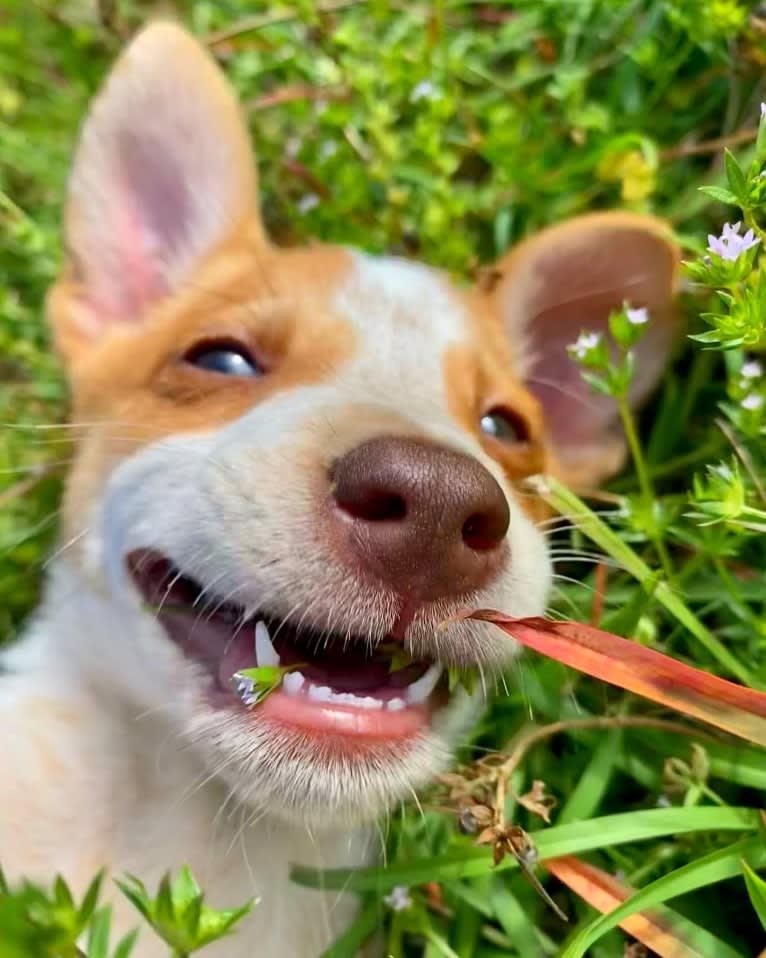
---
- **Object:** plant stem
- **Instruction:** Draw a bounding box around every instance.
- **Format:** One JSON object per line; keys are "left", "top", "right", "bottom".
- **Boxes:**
{"left": 617, "top": 397, "right": 674, "bottom": 580}
{"left": 527, "top": 475, "right": 754, "bottom": 684}
{"left": 743, "top": 206, "right": 766, "bottom": 244}
{"left": 489, "top": 716, "right": 710, "bottom": 827}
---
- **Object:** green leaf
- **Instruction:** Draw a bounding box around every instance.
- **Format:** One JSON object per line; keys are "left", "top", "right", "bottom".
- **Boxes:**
{"left": 291, "top": 807, "right": 760, "bottom": 892}
{"left": 559, "top": 836, "right": 766, "bottom": 957}
{"left": 182, "top": 892, "right": 203, "bottom": 940}
{"left": 196, "top": 899, "right": 257, "bottom": 945}
{"left": 488, "top": 876, "right": 540, "bottom": 956}
{"left": 173, "top": 866, "right": 200, "bottom": 909}
{"left": 113, "top": 928, "right": 140, "bottom": 958}
{"left": 724, "top": 148, "right": 747, "bottom": 200}
{"left": 78, "top": 870, "right": 104, "bottom": 926}
{"left": 557, "top": 730, "right": 620, "bottom": 824}
{"left": 236, "top": 666, "right": 285, "bottom": 685}
{"left": 86, "top": 906, "right": 113, "bottom": 958}
{"left": 743, "top": 861, "right": 766, "bottom": 931}
{"left": 580, "top": 371, "right": 613, "bottom": 396}
{"left": 53, "top": 874, "right": 74, "bottom": 911}
{"left": 756, "top": 114, "right": 766, "bottom": 162}
{"left": 698, "top": 184, "right": 739, "bottom": 204}
{"left": 114, "top": 876, "right": 151, "bottom": 923}
{"left": 318, "top": 897, "right": 380, "bottom": 958}
{"left": 528, "top": 475, "right": 753, "bottom": 684}
{"left": 154, "top": 873, "right": 176, "bottom": 932}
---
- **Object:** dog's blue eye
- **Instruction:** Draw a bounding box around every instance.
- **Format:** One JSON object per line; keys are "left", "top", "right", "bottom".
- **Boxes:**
{"left": 185, "top": 342, "right": 263, "bottom": 378}
{"left": 480, "top": 409, "right": 529, "bottom": 444}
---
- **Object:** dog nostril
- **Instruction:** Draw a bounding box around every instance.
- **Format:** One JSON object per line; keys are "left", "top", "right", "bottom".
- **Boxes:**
{"left": 462, "top": 510, "right": 508, "bottom": 551}
{"left": 336, "top": 488, "right": 407, "bottom": 522}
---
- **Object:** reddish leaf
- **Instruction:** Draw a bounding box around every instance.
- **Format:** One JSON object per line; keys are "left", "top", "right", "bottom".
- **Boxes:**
{"left": 458, "top": 612, "right": 766, "bottom": 746}
{"left": 546, "top": 856, "right": 699, "bottom": 957}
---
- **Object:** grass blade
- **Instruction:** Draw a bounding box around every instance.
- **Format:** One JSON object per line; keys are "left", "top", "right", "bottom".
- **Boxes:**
{"left": 559, "top": 837, "right": 766, "bottom": 958}
{"left": 291, "top": 807, "right": 759, "bottom": 892}
{"left": 546, "top": 855, "right": 747, "bottom": 958}
{"left": 318, "top": 896, "right": 380, "bottom": 958}
{"left": 528, "top": 474, "right": 752, "bottom": 684}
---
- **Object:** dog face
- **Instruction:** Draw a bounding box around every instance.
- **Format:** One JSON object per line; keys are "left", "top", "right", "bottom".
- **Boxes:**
{"left": 47, "top": 23, "right": 678, "bottom": 825}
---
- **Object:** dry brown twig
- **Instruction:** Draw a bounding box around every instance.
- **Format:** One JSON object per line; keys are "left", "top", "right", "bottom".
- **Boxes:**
{"left": 660, "top": 126, "right": 757, "bottom": 161}
{"left": 205, "top": 0, "right": 369, "bottom": 48}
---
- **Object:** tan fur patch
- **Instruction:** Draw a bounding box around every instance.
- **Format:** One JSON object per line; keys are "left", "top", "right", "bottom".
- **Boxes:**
{"left": 444, "top": 290, "right": 551, "bottom": 523}
{"left": 51, "top": 238, "right": 357, "bottom": 539}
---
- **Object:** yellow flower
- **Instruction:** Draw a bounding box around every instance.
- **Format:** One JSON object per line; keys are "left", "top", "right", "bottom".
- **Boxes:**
{"left": 597, "top": 149, "right": 656, "bottom": 203}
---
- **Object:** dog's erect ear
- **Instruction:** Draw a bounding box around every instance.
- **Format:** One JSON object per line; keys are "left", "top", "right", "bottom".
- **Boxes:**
{"left": 486, "top": 212, "right": 680, "bottom": 488}
{"left": 52, "top": 21, "right": 258, "bottom": 350}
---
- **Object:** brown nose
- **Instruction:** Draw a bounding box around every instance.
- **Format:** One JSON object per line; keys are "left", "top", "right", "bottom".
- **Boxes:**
{"left": 330, "top": 436, "right": 510, "bottom": 600}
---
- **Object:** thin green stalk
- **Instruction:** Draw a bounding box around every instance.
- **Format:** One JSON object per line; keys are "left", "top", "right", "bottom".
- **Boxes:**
{"left": 743, "top": 206, "right": 766, "bottom": 244}
{"left": 528, "top": 474, "right": 754, "bottom": 685}
{"left": 617, "top": 397, "right": 674, "bottom": 580}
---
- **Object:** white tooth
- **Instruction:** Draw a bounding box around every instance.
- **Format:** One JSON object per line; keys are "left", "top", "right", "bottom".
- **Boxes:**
{"left": 328, "top": 691, "right": 350, "bottom": 706}
{"left": 283, "top": 671, "right": 306, "bottom": 697}
{"left": 405, "top": 664, "right": 443, "bottom": 705}
{"left": 386, "top": 697, "right": 406, "bottom": 711}
{"left": 359, "top": 696, "right": 384, "bottom": 711}
{"left": 308, "top": 684, "right": 333, "bottom": 703}
{"left": 255, "top": 620, "right": 280, "bottom": 667}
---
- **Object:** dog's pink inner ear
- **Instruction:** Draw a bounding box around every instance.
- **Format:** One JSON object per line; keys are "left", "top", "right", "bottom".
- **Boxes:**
{"left": 488, "top": 214, "right": 679, "bottom": 487}
{"left": 64, "top": 22, "right": 258, "bottom": 327}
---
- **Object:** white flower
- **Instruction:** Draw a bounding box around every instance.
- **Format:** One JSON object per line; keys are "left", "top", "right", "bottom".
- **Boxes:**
{"left": 285, "top": 136, "right": 302, "bottom": 159}
{"left": 761, "top": 102, "right": 766, "bottom": 120}
{"left": 707, "top": 222, "right": 760, "bottom": 262}
{"left": 383, "top": 886, "right": 413, "bottom": 912}
{"left": 571, "top": 331, "right": 601, "bottom": 359}
{"left": 741, "top": 394, "right": 764, "bottom": 411}
{"left": 232, "top": 673, "right": 259, "bottom": 707}
{"left": 319, "top": 139, "right": 338, "bottom": 160}
{"left": 741, "top": 360, "right": 762, "bottom": 379}
{"left": 410, "top": 80, "right": 436, "bottom": 102}
{"left": 298, "top": 193, "right": 320, "bottom": 214}
{"left": 625, "top": 306, "right": 649, "bottom": 325}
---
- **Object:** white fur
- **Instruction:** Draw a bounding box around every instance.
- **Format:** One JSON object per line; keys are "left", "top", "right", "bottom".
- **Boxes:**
{"left": 0, "top": 251, "right": 552, "bottom": 955}
{"left": 1, "top": 20, "right": 556, "bottom": 952}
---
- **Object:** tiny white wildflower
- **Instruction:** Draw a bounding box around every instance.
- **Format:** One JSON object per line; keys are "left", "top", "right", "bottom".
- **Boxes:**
{"left": 761, "top": 102, "right": 766, "bottom": 120}
{"left": 319, "top": 139, "right": 338, "bottom": 160}
{"left": 707, "top": 221, "right": 760, "bottom": 262}
{"left": 384, "top": 886, "right": 413, "bottom": 912}
{"left": 410, "top": 80, "right": 436, "bottom": 102}
{"left": 571, "top": 331, "right": 601, "bottom": 359}
{"left": 741, "top": 360, "right": 762, "bottom": 379}
{"left": 625, "top": 306, "right": 649, "bottom": 325}
{"left": 297, "top": 193, "right": 320, "bottom": 214}
{"left": 711, "top": 462, "right": 735, "bottom": 481}
{"left": 285, "top": 136, "right": 302, "bottom": 159}
{"left": 741, "top": 393, "right": 764, "bottom": 411}
{"left": 655, "top": 795, "right": 672, "bottom": 808}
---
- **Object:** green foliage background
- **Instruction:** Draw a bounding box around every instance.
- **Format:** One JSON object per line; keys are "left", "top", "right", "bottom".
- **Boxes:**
{"left": 2, "top": 1, "right": 766, "bottom": 956}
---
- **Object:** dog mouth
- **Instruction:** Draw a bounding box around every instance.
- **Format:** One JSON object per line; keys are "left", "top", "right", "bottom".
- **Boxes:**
{"left": 127, "top": 550, "right": 451, "bottom": 741}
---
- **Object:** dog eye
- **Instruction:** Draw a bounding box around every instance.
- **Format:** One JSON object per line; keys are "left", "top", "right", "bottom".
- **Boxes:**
{"left": 480, "top": 408, "right": 529, "bottom": 444}
{"left": 184, "top": 342, "right": 263, "bottom": 378}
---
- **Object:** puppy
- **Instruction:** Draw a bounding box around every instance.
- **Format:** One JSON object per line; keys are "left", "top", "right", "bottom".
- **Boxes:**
{"left": 0, "top": 21, "right": 678, "bottom": 957}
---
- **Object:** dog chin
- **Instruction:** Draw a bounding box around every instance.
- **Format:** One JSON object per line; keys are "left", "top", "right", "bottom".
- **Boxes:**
{"left": 185, "top": 707, "right": 466, "bottom": 827}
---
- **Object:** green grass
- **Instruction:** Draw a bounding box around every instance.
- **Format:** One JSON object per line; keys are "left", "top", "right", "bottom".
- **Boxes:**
{"left": 2, "top": 1, "right": 766, "bottom": 956}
